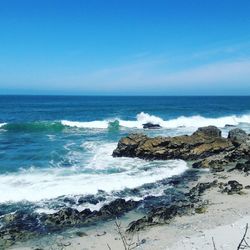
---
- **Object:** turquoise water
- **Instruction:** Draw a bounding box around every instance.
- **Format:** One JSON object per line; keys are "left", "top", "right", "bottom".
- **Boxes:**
{"left": 0, "top": 96, "right": 250, "bottom": 214}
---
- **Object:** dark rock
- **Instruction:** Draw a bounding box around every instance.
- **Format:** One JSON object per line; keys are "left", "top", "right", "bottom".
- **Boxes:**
{"left": 244, "top": 163, "right": 250, "bottom": 173}
{"left": 79, "top": 208, "right": 92, "bottom": 217}
{"left": 127, "top": 181, "right": 216, "bottom": 232}
{"left": 0, "top": 211, "right": 41, "bottom": 233}
{"left": 113, "top": 127, "right": 250, "bottom": 173}
{"left": 222, "top": 180, "right": 243, "bottom": 195}
{"left": 127, "top": 216, "right": 154, "bottom": 232}
{"left": 225, "top": 124, "right": 235, "bottom": 128}
{"left": 192, "top": 154, "right": 229, "bottom": 172}
{"left": 41, "top": 208, "right": 83, "bottom": 229}
{"left": 228, "top": 128, "right": 248, "bottom": 145}
{"left": 226, "top": 143, "right": 250, "bottom": 161}
{"left": 78, "top": 195, "right": 104, "bottom": 205}
{"left": 128, "top": 199, "right": 197, "bottom": 232}
{"left": 99, "top": 199, "right": 138, "bottom": 216}
{"left": 41, "top": 199, "right": 139, "bottom": 231}
{"left": 112, "top": 133, "right": 148, "bottom": 158}
{"left": 245, "top": 185, "right": 250, "bottom": 189}
{"left": 143, "top": 123, "right": 161, "bottom": 129}
{"left": 233, "top": 162, "right": 245, "bottom": 171}
{"left": 228, "top": 161, "right": 250, "bottom": 173}
{"left": 63, "top": 197, "right": 76, "bottom": 204}
{"left": 113, "top": 127, "right": 234, "bottom": 162}
{"left": 192, "top": 126, "right": 222, "bottom": 138}
{"left": 0, "top": 194, "right": 136, "bottom": 250}
{"left": 0, "top": 197, "right": 141, "bottom": 247}
{"left": 188, "top": 181, "right": 218, "bottom": 200}
{"left": 0, "top": 212, "right": 40, "bottom": 248}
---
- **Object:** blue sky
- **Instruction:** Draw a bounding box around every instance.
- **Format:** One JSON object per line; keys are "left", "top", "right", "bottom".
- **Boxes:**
{"left": 0, "top": 0, "right": 250, "bottom": 95}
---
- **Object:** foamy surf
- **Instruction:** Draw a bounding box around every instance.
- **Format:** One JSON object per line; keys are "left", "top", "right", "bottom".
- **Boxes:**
{"left": 61, "top": 120, "right": 109, "bottom": 129}
{"left": 61, "top": 112, "right": 250, "bottom": 130}
{"left": 0, "top": 123, "right": 7, "bottom": 128}
{"left": 1, "top": 112, "right": 250, "bottom": 132}
{"left": 0, "top": 142, "right": 188, "bottom": 203}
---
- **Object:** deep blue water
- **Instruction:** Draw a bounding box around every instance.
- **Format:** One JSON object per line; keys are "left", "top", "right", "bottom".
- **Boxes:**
{"left": 1, "top": 96, "right": 250, "bottom": 123}
{"left": 0, "top": 95, "right": 250, "bottom": 212}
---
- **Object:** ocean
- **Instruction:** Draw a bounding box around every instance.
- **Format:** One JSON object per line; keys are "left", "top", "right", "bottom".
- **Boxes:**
{"left": 0, "top": 95, "right": 250, "bottom": 216}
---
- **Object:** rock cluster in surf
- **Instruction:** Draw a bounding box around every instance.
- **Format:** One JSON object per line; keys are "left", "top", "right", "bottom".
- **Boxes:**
{"left": 0, "top": 199, "right": 138, "bottom": 247}
{"left": 127, "top": 180, "right": 218, "bottom": 231}
{"left": 113, "top": 126, "right": 250, "bottom": 172}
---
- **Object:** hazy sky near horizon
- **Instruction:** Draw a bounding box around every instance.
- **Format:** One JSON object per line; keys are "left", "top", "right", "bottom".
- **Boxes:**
{"left": 0, "top": 0, "right": 250, "bottom": 95}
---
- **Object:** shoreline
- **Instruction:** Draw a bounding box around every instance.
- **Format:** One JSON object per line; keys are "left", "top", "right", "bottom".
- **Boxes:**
{"left": 8, "top": 169, "right": 250, "bottom": 250}
{"left": 3, "top": 125, "right": 250, "bottom": 250}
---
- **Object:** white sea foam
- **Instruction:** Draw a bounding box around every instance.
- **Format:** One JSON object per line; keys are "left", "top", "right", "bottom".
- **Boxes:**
{"left": 0, "top": 143, "right": 188, "bottom": 203}
{"left": 0, "top": 123, "right": 7, "bottom": 128}
{"left": 35, "top": 208, "right": 59, "bottom": 214}
{"left": 1, "top": 112, "right": 250, "bottom": 131}
{"left": 61, "top": 120, "right": 109, "bottom": 129}
{"left": 61, "top": 112, "right": 250, "bottom": 130}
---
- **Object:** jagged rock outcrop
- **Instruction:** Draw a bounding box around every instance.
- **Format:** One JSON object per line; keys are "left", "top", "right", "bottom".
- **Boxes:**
{"left": 193, "top": 125, "right": 222, "bottom": 138}
{"left": 228, "top": 128, "right": 248, "bottom": 145}
{"left": 41, "top": 198, "right": 138, "bottom": 230}
{"left": 222, "top": 180, "right": 243, "bottom": 195}
{"left": 228, "top": 161, "right": 250, "bottom": 173}
{"left": 113, "top": 126, "right": 234, "bottom": 161}
{"left": 113, "top": 126, "right": 250, "bottom": 172}
{"left": 192, "top": 153, "right": 230, "bottom": 172}
{"left": 0, "top": 198, "right": 139, "bottom": 246}
{"left": 127, "top": 180, "right": 218, "bottom": 231}
{"left": 143, "top": 123, "right": 161, "bottom": 129}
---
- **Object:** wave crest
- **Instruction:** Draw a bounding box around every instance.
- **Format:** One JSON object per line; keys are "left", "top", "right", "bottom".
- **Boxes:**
{"left": 0, "top": 121, "right": 64, "bottom": 132}
{"left": 1, "top": 112, "right": 250, "bottom": 132}
{"left": 61, "top": 112, "right": 250, "bottom": 129}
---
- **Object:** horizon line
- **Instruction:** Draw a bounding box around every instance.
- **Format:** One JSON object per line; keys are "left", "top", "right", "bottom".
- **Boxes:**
{"left": 0, "top": 94, "right": 250, "bottom": 97}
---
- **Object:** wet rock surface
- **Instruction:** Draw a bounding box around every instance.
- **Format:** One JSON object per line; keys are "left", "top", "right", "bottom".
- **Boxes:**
{"left": 192, "top": 153, "right": 229, "bottom": 172}
{"left": 0, "top": 171, "right": 198, "bottom": 248}
{"left": 221, "top": 180, "right": 244, "bottom": 195}
{"left": 228, "top": 161, "right": 250, "bottom": 174}
{"left": 113, "top": 126, "right": 250, "bottom": 172}
{"left": 0, "top": 212, "right": 41, "bottom": 248}
{"left": 40, "top": 198, "right": 139, "bottom": 231}
{"left": 127, "top": 180, "right": 218, "bottom": 232}
{"left": 143, "top": 122, "right": 162, "bottom": 129}
{"left": 113, "top": 127, "right": 234, "bottom": 161}
{"left": 193, "top": 126, "right": 222, "bottom": 138}
{"left": 228, "top": 128, "right": 249, "bottom": 145}
{"left": 0, "top": 198, "right": 139, "bottom": 247}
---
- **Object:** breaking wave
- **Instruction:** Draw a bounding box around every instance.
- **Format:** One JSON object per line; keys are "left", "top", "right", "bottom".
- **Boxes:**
{"left": 62, "top": 112, "right": 250, "bottom": 129}
{"left": 0, "top": 121, "right": 64, "bottom": 132}
{"left": 1, "top": 112, "right": 250, "bottom": 132}
{"left": 0, "top": 142, "right": 188, "bottom": 203}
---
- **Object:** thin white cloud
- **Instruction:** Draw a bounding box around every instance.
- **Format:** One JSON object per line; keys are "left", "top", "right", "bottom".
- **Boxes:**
{"left": 79, "top": 59, "right": 250, "bottom": 87}
{"left": 189, "top": 41, "right": 250, "bottom": 60}
{"left": 29, "top": 58, "right": 248, "bottom": 94}
{"left": 1, "top": 42, "right": 250, "bottom": 95}
{"left": 156, "top": 60, "right": 250, "bottom": 85}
